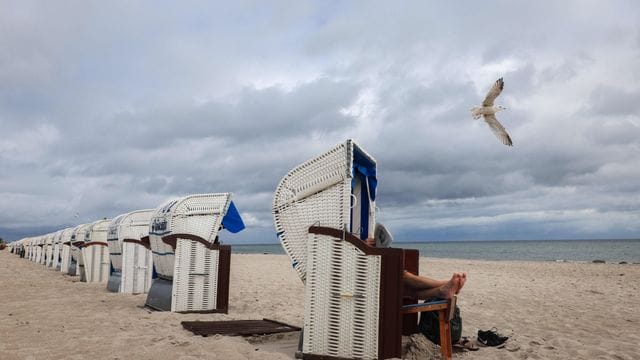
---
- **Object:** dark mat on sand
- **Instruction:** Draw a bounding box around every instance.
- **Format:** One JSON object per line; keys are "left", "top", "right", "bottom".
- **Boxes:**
{"left": 181, "top": 318, "right": 301, "bottom": 337}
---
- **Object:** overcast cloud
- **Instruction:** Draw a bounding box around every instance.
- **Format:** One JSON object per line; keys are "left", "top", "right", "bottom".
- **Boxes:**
{"left": 1, "top": 1, "right": 640, "bottom": 242}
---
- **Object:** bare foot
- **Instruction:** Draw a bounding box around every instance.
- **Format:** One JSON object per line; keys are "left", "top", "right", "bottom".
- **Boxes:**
{"left": 438, "top": 275, "right": 460, "bottom": 299}
{"left": 455, "top": 272, "right": 467, "bottom": 294}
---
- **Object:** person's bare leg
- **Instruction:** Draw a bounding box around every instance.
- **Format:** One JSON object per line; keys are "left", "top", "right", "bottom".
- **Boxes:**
{"left": 410, "top": 274, "right": 460, "bottom": 300}
{"left": 403, "top": 270, "right": 448, "bottom": 290}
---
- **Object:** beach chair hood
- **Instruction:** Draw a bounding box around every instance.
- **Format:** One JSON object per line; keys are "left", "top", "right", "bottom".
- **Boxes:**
{"left": 272, "top": 139, "right": 377, "bottom": 283}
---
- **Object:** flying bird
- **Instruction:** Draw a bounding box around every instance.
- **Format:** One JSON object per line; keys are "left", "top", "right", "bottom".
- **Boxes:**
{"left": 471, "top": 77, "right": 513, "bottom": 146}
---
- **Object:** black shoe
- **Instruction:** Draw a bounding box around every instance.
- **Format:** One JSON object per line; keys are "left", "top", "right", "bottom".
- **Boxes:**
{"left": 477, "top": 328, "right": 509, "bottom": 346}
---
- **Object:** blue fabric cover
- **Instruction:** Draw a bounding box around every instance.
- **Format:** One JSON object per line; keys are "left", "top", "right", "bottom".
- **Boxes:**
{"left": 222, "top": 201, "right": 245, "bottom": 233}
{"left": 353, "top": 149, "right": 377, "bottom": 200}
{"left": 352, "top": 147, "right": 377, "bottom": 239}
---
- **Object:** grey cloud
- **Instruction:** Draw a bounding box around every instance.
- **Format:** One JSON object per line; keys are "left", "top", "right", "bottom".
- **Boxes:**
{"left": 2, "top": 2, "right": 640, "bottom": 243}
{"left": 587, "top": 86, "right": 640, "bottom": 116}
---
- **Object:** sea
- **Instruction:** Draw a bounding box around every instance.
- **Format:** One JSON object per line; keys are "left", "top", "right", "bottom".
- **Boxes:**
{"left": 232, "top": 239, "right": 640, "bottom": 263}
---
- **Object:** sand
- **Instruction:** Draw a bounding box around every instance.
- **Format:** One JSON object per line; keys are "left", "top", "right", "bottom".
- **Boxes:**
{"left": 1, "top": 250, "right": 639, "bottom": 360}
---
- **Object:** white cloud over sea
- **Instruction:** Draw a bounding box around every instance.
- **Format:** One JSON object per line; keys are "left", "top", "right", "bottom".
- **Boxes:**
{"left": 1, "top": 1, "right": 640, "bottom": 242}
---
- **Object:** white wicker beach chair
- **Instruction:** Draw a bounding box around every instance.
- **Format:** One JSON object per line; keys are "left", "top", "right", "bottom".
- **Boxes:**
{"left": 50, "top": 230, "right": 63, "bottom": 269}
{"left": 145, "top": 193, "right": 245, "bottom": 313}
{"left": 106, "top": 209, "right": 155, "bottom": 294}
{"left": 53, "top": 228, "right": 72, "bottom": 271}
{"left": 272, "top": 139, "right": 455, "bottom": 360}
{"left": 24, "top": 238, "right": 32, "bottom": 260}
{"left": 34, "top": 236, "right": 44, "bottom": 264}
{"left": 79, "top": 219, "right": 111, "bottom": 283}
{"left": 43, "top": 233, "right": 53, "bottom": 266}
{"left": 68, "top": 223, "right": 91, "bottom": 277}
{"left": 59, "top": 227, "right": 77, "bottom": 274}
{"left": 24, "top": 238, "right": 32, "bottom": 261}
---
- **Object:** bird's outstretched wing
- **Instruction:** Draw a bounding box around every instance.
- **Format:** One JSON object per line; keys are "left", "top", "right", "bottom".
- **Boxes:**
{"left": 483, "top": 114, "right": 513, "bottom": 146}
{"left": 482, "top": 77, "right": 504, "bottom": 106}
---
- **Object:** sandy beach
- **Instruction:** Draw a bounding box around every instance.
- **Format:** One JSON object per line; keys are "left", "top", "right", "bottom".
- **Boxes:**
{"left": 1, "top": 250, "right": 639, "bottom": 360}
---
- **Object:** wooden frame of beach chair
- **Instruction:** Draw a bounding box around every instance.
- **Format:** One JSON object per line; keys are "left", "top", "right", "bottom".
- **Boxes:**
{"left": 79, "top": 219, "right": 111, "bottom": 283}
{"left": 272, "top": 139, "right": 455, "bottom": 360}
{"left": 145, "top": 193, "right": 243, "bottom": 313}
{"left": 106, "top": 209, "right": 155, "bottom": 294}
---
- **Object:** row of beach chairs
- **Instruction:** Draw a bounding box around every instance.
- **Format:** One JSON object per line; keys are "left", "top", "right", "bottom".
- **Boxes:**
{"left": 8, "top": 139, "right": 456, "bottom": 360}
{"left": 10, "top": 193, "right": 244, "bottom": 313}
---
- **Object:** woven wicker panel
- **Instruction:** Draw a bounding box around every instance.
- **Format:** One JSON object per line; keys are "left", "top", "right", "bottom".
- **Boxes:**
{"left": 303, "top": 232, "right": 381, "bottom": 359}
{"left": 273, "top": 141, "right": 354, "bottom": 282}
{"left": 81, "top": 245, "right": 110, "bottom": 283}
{"left": 275, "top": 182, "right": 351, "bottom": 282}
{"left": 88, "top": 219, "right": 111, "bottom": 242}
{"left": 120, "top": 209, "right": 154, "bottom": 240}
{"left": 121, "top": 241, "right": 153, "bottom": 294}
{"left": 171, "top": 194, "right": 230, "bottom": 242}
{"left": 172, "top": 238, "right": 220, "bottom": 312}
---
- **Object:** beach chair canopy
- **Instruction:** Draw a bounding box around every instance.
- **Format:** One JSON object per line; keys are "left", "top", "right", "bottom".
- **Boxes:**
{"left": 272, "top": 139, "right": 377, "bottom": 283}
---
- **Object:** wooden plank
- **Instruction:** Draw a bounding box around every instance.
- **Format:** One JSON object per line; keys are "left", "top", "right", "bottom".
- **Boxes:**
{"left": 401, "top": 302, "right": 449, "bottom": 314}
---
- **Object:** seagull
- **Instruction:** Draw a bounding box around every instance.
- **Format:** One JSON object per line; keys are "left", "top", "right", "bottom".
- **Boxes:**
{"left": 471, "top": 77, "right": 513, "bottom": 146}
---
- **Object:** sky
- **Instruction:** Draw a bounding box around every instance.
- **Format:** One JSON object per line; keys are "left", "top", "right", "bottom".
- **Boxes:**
{"left": 1, "top": 1, "right": 640, "bottom": 243}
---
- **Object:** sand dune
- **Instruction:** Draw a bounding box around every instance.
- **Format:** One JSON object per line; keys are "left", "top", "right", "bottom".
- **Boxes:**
{"left": 1, "top": 250, "right": 638, "bottom": 359}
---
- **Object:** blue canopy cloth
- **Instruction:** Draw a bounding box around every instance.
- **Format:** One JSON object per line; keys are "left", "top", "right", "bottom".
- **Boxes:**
{"left": 222, "top": 201, "right": 245, "bottom": 233}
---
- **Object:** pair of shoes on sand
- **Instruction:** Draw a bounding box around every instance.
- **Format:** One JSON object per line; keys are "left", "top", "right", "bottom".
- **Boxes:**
{"left": 477, "top": 328, "right": 509, "bottom": 347}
